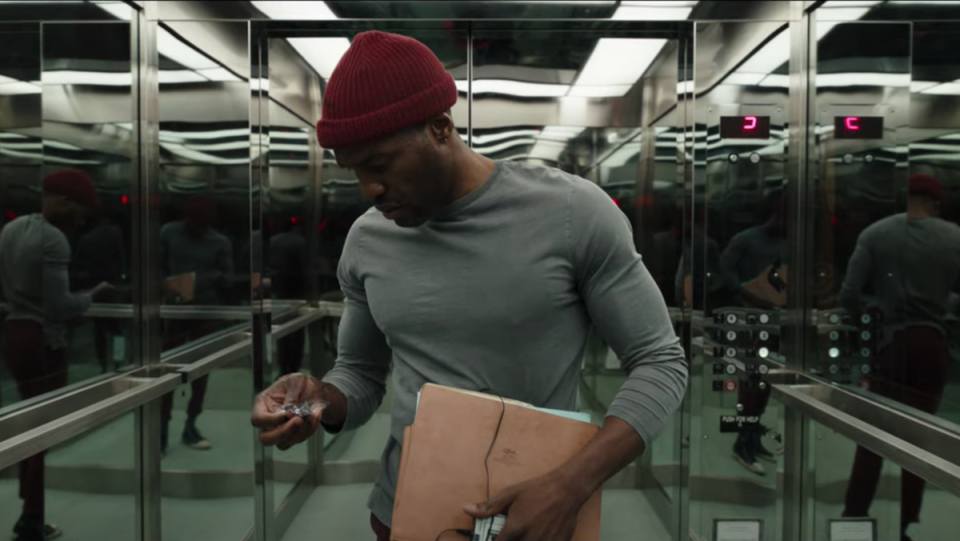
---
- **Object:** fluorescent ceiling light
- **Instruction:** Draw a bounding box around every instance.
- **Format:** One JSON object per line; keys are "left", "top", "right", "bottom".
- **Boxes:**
{"left": 271, "top": 131, "right": 310, "bottom": 140}
{"left": 677, "top": 80, "right": 694, "bottom": 94}
{"left": 540, "top": 126, "right": 584, "bottom": 141}
{"left": 815, "top": 72, "right": 908, "bottom": 87}
{"left": 251, "top": 1, "right": 338, "bottom": 19}
{"left": 572, "top": 38, "right": 666, "bottom": 96}
{"left": 0, "top": 80, "right": 41, "bottom": 95}
{"left": 737, "top": 31, "right": 790, "bottom": 74}
{"left": 567, "top": 84, "right": 632, "bottom": 98}
{"left": 159, "top": 70, "right": 208, "bottom": 84}
{"left": 529, "top": 140, "right": 567, "bottom": 161}
{"left": 43, "top": 70, "right": 131, "bottom": 86}
{"left": 198, "top": 67, "right": 241, "bottom": 82}
{"left": 475, "top": 138, "right": 538, "bottom": 155}
{"left": 726, "top": 73, "right": 766, "bottom": 86}
{"left": 613, "top": 1, "right": 696, "bottom": 20}
{"left": 459, "top": 79, "right": 570, "bottom": 98}
{"left": 157, "top": 27, "right": 217, "bottom": 70}
{"left": 757, "top": 74, "right": 790, "bottom": 88}
{"left": 287, "top": 37, "right": 351, "bottom": 79}
{"left": 92, "top": 1, "right": 133, "bottom": 21}
{"left": 921, "top": 82, "right": 960, "bottom": 95}
{"left": 826, "top": 0, "right": 881, "bottom": 5}
{"left": 472, "top": 129, "right": 541, "bottom": 146}
{"left": 911, "top": 81, "right": 939, "bottom": 93}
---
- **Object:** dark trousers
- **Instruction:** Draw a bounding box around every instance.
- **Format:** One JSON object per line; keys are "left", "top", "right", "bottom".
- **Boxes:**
{"left": 2, "top": 320, "right": 68, "bottom": 519}
{"left": 844, "top": 326, "right": 949, "bottom": 527}
{"left": 159, "top": 319, "right": 217, "bottom": 424}
{"left": 371, "top": 514, "right": 390, "bottom": 541}
{"left": 92, "top": 317, "right": 121, "bottom": 371}
{"left": 276, "top": 328, "right": 305, "bottom": 376}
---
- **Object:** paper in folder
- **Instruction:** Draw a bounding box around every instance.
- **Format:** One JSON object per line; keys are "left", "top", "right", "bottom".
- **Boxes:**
{"left": 390, "top": 384, "right": 602, "bottom": 541}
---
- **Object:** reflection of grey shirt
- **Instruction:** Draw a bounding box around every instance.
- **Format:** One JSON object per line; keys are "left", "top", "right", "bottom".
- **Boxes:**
{"left": 75, "top": 223, "right": 125, "bottom": 285}
{"left": 0, "top": 214, "right": 91, "bottom": 349}
{"left": 839, "top": 213, "right": 960, "bottom": 336}
{"left": 322, "top": 160, "right": 688, "bottom": 527}
{"left": 720, "top": 225, "right": 787, "bottom": 289}
{"left": 159, "top": 221, "right": 233, "bottom": 304}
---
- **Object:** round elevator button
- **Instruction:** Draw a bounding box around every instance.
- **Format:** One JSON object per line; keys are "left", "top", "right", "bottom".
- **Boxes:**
{"left": 750, "top": 153, "right": 761, "bottom": 164}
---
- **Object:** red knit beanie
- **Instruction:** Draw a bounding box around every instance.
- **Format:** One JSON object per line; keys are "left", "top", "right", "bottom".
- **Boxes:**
{"left": 908, "top": 172, "right": 944, "bottom": 201}
{"left": 42, "top": 169, "right": 100, "bottom": 208}
{"left": 315, "top": 30, "right": 458, "bottom": 149}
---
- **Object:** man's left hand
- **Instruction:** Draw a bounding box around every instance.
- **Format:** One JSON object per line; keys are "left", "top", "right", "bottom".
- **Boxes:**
{"left": 463, "top": 472, "right": 588, "bottom": 541}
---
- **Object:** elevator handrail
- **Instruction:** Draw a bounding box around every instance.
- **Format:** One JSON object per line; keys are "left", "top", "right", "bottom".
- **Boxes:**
{"left": 0, "top": 372, "right": 182, "bottom": 473}
{"left": 0, "top": 301, "right": 345, "bottom": 471}
{"left": 773, "top": 383, "right": 960, "bottom": 500}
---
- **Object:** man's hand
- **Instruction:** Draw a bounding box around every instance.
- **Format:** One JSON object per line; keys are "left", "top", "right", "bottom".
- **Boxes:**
{"left": 90, "top": 282, "right": 117, "bottom": 302}
{"left": 463, "top": 472, "right": 588, "bottom": 541}
{"left": 250, "top": 374, "right": 327, "bottom": 450}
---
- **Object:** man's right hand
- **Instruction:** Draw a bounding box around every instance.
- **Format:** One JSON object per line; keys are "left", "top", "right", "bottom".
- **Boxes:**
{"left": 251, "top": 374, "right": 327, "bottom": 450}
{"left": 91, "top": 282, "right": 117, "bottom": 302}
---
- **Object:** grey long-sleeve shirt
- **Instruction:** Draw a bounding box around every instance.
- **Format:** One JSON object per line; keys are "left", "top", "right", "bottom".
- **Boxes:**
{"left": 839, "top": 213, "right": 960, "bottom": 339}
{"left": 322, "top": 160, "right": 688, "bottom": 527}
{"left": 0, "top": 214, "right": 91, "bottom": 349}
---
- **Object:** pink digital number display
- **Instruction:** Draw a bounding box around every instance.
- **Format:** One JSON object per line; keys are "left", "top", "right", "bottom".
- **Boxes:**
{"left": 834, "top": 115, "right": 882, "bottom": 139}
{"left": 720, "top": 115, "right": 770, "bottom": 138}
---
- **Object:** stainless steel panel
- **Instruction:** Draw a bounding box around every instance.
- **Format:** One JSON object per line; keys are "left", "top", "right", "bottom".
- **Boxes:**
{"left": 177, "top": 340, "right": 250, "bottom": 382}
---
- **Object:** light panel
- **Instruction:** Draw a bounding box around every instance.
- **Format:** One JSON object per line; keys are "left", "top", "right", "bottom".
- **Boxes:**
{"left": 287, "top": 37, "right": 351, "bottom": 79}
{"left": 251, "top": 1, "right": 338, "bottom": 19}
{"left": 471, "top": 129, "right": 541, "bottom": 146}
{"left": 737, "top": 31, "right": 790, "bottom": 74}
{"left": 0, "top": 79, "right": 41, "bottom": 95}
{"left": 461, "top": 79, "right": 570, "bottom": 98}
{"left": 911, "top": 81, "right": 939, "bottom": 93}
{"left": 528, "top": 140, "right": 567, "bottom": 161}
{"left": 725, "top": 73, "right": 766, "bottom": 86}
{"left": 567, "top": 84, "right": 632, "bottom": 98}
{"left": 613, "top": 1, "right": 696, "bottom": 20}
{"left": 43, "top": 70, "right": 132, "bottom": 86}
{"left": 198, "top": 67, "right": 242, "bottom": 82}
{"left": 571, "top": 38, "right": 666, "bottom": 98}
{"left": 921, "top": 83, "right": 960, "bottom": 95}
{"left": 159, "top": 70, "right": 208, "bottom": 84}
{"left": 91, "top": 1, "right": 133, "bottom": 21}
{"left": 157, "top": 27, "right": 217, "bottom": 70}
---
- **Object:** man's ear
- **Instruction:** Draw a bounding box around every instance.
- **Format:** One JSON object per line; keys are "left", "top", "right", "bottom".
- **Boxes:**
{"left": 428, "top": 112, "right": 454, "bottom": 143}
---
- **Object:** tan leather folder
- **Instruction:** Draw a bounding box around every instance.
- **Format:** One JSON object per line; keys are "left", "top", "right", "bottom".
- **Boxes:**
{"left": 390, "top": 384, "right": 601, "bottom": 541}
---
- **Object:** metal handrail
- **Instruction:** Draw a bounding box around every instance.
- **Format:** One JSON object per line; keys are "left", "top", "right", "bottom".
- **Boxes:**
{"left": 0, "top": 372, "right": 182, "bottom": 472}
{"left": 773, "top": 383, "right": 960, "bottom": 500}
{"left": 0, "top": 301, "right": 344, "bottom": 470}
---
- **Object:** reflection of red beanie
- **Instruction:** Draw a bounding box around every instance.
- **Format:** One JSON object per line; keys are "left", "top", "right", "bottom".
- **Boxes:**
{"left": 315, "top": 30, "right": 457, "bottom": 149}
{"left": 43, "top": 169, "right": 99, "bottom": 208}
{"left": 909, "top": 172, "right": 944, "bottom": 200}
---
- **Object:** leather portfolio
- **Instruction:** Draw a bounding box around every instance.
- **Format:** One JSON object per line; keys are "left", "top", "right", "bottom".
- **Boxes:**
{"left": 390, "top": 384, "right": 601, "bottom": 541}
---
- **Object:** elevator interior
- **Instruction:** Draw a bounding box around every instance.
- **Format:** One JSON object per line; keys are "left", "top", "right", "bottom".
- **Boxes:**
{"left": 1, "top": 1, "right": 960, "bottom": 541}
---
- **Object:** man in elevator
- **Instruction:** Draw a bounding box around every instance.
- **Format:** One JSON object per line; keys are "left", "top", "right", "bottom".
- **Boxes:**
{"left": 158, "top": 195, "right": 234, "bottom": 454}
{"left": 250, "top": 30, "right": 687, "bottom": 541}
{"left": 0, "top": 169, "right": 114, "bottom": 541}
{"left": 839, "top": 172, "right": 960, "bottom": 541}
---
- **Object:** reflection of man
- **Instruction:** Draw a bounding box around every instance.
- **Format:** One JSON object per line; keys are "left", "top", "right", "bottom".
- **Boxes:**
{"left": 719, "top": 201, "right": 787, "bottom": 475}
{"left": 158, "top": 195, "right": 234, "bottom": 454}
{"left": 0, "top": 169, "right": 113, "bottom": 541}
{"left": 74, "top": 209, "right": 126, "bottom": 372}
{"left": 839, "top": 173, "right": 960, "bottom": 540}
{"left": 720, "top": 202, "right": 788, "bottom": 307}
{"left": 250, "top": 31, "right": 687, "bottom": 541}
